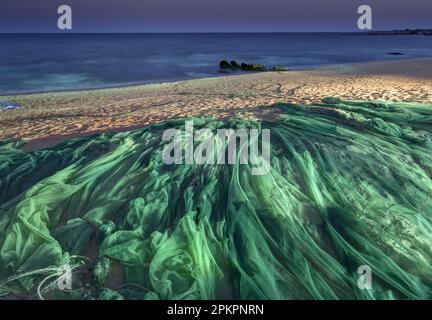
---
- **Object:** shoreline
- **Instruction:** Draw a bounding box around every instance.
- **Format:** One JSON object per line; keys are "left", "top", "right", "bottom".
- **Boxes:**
{"left": 1, "top": 57, "right": 432, "bottom": 150}
{"left": 2, "top": 56, "right": 432, "bottom": 98}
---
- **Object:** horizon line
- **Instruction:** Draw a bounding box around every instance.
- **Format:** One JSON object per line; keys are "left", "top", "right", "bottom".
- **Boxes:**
{"left": 1, "top": 28, "right": 431, "bottom": 35}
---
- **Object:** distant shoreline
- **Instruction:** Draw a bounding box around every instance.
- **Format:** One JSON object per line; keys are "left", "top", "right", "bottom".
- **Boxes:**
{"left": 342, "top": 29, "right": 432, "bottom": 36}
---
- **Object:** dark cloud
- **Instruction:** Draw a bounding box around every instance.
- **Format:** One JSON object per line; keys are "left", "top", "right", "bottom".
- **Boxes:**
{"left": 0, "top": 0, "right": 431, "bottom": 32}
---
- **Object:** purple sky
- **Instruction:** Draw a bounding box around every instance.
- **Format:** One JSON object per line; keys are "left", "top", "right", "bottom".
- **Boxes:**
{"left": 0, "top": 0, "right": 431, "bottom": 32}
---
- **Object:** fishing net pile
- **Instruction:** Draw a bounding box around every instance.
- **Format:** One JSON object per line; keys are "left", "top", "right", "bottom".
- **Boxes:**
{"left": 0, "top": 98, "right": 431, "bottom": 300}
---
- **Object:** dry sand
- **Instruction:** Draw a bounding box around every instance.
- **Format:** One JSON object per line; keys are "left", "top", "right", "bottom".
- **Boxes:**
{"left": 1, "top": 58, "right": 432, "bottom": 150}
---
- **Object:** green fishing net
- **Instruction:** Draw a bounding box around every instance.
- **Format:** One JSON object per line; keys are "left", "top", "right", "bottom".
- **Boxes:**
{"left": 0, "top": 98, "right": 431, "bottom": 300}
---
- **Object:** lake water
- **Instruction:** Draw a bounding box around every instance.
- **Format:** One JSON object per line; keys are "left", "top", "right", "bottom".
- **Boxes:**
{"left": 1, "top": 33, "right": 432, "bottom": 95}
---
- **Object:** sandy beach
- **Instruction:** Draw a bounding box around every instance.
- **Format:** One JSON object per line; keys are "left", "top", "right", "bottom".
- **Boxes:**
{"left": 1, "top": 57, "right": 432, "bottom": 149}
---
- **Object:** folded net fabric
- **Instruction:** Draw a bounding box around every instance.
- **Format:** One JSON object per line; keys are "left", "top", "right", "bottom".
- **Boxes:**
{"left": 0, "top": 99, "right": 431, "bottom": 300}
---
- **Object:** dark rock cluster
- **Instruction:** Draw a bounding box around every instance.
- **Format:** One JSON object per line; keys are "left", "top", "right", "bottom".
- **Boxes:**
{"left": 219, "top": 60, "right": 288, "bottom": 73}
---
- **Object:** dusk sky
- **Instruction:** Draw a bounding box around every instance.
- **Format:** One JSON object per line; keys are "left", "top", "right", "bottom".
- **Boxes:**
{"left": 0, "top": 0, "right": 431, "bottom": 33}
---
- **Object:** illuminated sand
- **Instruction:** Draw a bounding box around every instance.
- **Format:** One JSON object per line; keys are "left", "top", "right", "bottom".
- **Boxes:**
{"left": 1, "top": 58, "right": 432, "bottom": 150}
{"left": 0, "top": 99, "right": 432, "bottom": 299}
